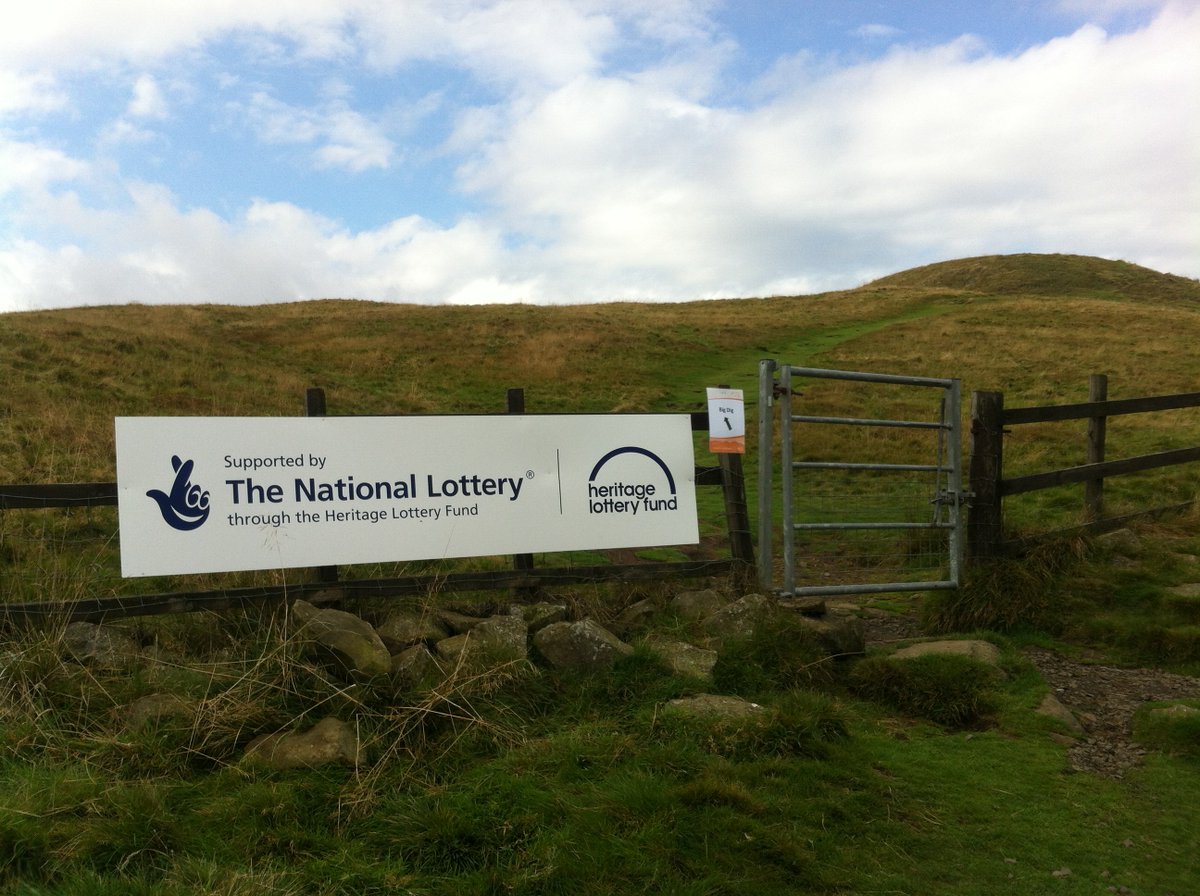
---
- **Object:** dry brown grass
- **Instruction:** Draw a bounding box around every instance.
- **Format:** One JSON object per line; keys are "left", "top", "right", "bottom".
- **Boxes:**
{"left": 3, "top": 253, "right": 1199, "bottom": 596}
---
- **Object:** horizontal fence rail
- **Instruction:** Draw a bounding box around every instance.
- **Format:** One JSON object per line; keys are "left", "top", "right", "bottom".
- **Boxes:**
{"left": 1, "top": 389, "right": 754, "bottom": 625}
{"left": 0, "top": 483, "right": 118, "bottom": 510}
{"left": 1, "top": 561, "right": 739, "bottom": 624}
{"left": 968, "top": 375, "right": 1200, "bottom": 557}
{"left": 1002, "top": 391, "right": 1200, "bottom": 425}
{"left": 1001, "top": 446, "right": 1200, "bottom": 497}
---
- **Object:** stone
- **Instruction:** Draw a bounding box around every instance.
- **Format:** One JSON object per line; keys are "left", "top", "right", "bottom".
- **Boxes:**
{"left": 795, "top": 616, "right": 866, "bottom": 657}
{"left": 776, "top": 596, "right": 828, "bottom": 616}
{"left": 436, "top": 615, "right": 528, "bottom": 672}
{"left": 244, "top": 717, "right": 360, "bottom": 769}
{"left": 1035, "top": 693, "right": 1085, "bottom": 734}
{"left": 291, "top": 599, "right": 391, "bottom": 681}
{"left": 891, "top": 639, "right": 1002, "bottom": 666}
{"left": 390, "top": 644, "right": 444, "bottom": 691}
{"left": 435, "top": 633, "right": 470, "bottom": 665}
{"left": 438, "top": 609, "right": 489, "bottom": 634}
{"left": 1147, "top": 702, "right": 1200, "bottom": 719}
{"left": 119, "top": 693, "right": 195, "bottom": 729}
{"left": 375, "top": 610, "right": 449, "bottom": 651}
{"left": 533, "top": 619, "right": 633, "bottom": 671}
{"left": 1097, "top": 528, "right": 1139, "bottom": 553}
{"left": 62, "top": 622, "right": 140, "bottom": 669}
{"left": 663, "top": 694, "right": 768, "bottom": 721}
{"left": 670, "top": 589, "right": 728, "bottom": 622}
{"left": 701, "top": 593, "right": 772, "bottom": 646}
{"left": 509, "top": 602, "right": 569, "bottom": 632}
{"left": 646, "top": 639, "right": 718, "bottom": 682}
{"left": 611, "top": 598, "right": 659, "bottom": 636}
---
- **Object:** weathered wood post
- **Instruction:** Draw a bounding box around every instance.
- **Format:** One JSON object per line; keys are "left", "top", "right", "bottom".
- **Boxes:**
{"left": 306, "top": 387, "right": 340, "bottom": 586}
{"left": 715, "top": 383, "right": 755, "bottom": 589}
{"left": 967, "top": 390, "right": 1004, "bottom": 560}
{"left": 1085, "top": 373, "right": 1108, "bottom": 520}
{"left": 507, "top": 388, "right": 538, "bottom": 600}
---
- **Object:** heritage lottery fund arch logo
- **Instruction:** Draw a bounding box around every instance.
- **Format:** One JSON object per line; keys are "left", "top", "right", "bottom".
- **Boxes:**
{"left": 587, "top": 446, "right": 679, "bottom": 516}
{"left": 115, "top": 415, "right": 698, "bottom": 578}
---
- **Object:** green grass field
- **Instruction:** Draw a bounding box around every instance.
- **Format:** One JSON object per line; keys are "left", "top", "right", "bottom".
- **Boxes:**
{"left": 3, "top": 253, "right": 1200, "bottom": 894}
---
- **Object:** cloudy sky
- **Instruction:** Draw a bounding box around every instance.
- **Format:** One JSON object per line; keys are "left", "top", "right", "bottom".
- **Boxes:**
{"left": 1, "top": 0, "right": 1196, "bottom": 311}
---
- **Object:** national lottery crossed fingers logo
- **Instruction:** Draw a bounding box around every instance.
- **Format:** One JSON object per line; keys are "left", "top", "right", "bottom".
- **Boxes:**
{"left": 146, "top": 455, "right": 211, "bottom": 531}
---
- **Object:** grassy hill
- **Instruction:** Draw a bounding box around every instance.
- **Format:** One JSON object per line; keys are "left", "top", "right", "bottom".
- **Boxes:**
{"left": 865, "top": 252, "right": 1200, "bottom": 303}
{"left": 3, "top": 252, "right": 1198, "bottom": 481}
{"left": 3, "top": 254, "right": 1200, "bottom": 896}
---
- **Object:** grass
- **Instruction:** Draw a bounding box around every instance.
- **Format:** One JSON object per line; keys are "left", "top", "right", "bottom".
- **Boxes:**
{"left": 1132, "top": 700, "right": 1200, "bottom": 759}
{"left": 848, "top": 652, "right": 1001, "bottom": 727}
{"left": 4, "top": 253, "right": 1200, "bottom": 893}
{"left": 922, "top": 541, "right": 1085, "bottom": 635}
{"left": 5, "top": 624, "right": 1199, "bottom": 895}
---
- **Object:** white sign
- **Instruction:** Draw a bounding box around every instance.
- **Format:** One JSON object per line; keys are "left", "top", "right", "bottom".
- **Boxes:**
{"left": 115, "top": 415, "right": 699, "bottom": 577}
{"left": 706, "top": 387, "right": 745, "bottom": 454}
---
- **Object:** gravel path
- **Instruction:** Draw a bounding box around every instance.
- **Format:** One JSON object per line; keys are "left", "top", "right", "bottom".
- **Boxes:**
{"left": 1024, "top": 647, "right": 1200, "bottom": 778}
{"left": 855, "top": 604, "right": 1200, "bottom": 778}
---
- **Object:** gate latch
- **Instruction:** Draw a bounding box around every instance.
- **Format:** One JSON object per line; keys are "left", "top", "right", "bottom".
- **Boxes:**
{"left": 932, "top": 489, "right": 973, "bottom": 508}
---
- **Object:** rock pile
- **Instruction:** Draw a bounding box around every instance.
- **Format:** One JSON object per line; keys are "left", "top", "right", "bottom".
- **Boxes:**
{"left": 64, "top": 587, "right": 865, "bottom": 770}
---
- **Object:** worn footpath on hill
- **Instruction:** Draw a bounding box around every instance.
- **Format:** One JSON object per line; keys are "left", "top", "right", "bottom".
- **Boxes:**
{"left": 855, "top": 599, "right": 1200, "bottom": 779}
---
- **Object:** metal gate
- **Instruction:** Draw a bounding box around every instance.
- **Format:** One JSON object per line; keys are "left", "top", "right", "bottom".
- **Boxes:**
{"left": 757, "top": 361, "right": 965, "bottom": 597}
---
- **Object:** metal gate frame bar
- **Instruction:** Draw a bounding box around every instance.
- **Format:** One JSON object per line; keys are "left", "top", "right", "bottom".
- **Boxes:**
{"left": 757, "top": 361, "right": 964, "bottom": 597}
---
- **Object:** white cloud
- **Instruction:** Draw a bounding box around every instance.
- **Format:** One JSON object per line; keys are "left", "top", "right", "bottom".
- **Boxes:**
{"left": 0, "top": 0, "right": 354, "bottom": 69}
{"left": 853, "top": 23, "right": 904, "bottom": 41}
{"left": 1, "top": 1, "right": 1197, "bottom": 312}
{"left": 1055, "top": 0, "right": 1174, "bottom": 19}
{"left": 313, "top": 107, "right": 395, "bottom": 171}
{"left": 0, "top": 139, "right": 88, "bottom": 197}
{"left": 0, "top": 179, "right": 535, "bottom": 309}
{"left": 0, "top": 70, "right": 67, "bottom": 114}
{"left": 236, "top": 90, "right": 394, "bottom": 172}
{"left": 355, "top": 0, "right": 713, "bottom": 88}
{"left": 127, "top": 75, "right": 170, "bottom": 119}
{"left": 444, "top": 5, "right": 1197, "bottom": 295}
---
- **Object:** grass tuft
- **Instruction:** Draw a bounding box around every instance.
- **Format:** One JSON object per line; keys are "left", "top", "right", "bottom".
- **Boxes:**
{"left": 1132, "top": 701, "right": 1200, "bottom": 760}
{"left": 923, "top": 541, "right": 1084, "bottom": 634}
{"left": 659, "top": 690, "right": 849, "bottom": 761}
{"left": 849, "top": 653, "right": 1000, "bottom": 727}
{"left": 711, "top": 610, "right": 839, "bottom": 697}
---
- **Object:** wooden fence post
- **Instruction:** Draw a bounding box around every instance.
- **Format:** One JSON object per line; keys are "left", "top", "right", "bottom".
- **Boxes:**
{"left": 1085, "top": 373, "right": 1108, "bottom": 520}
{"left": 306, "top": 387, "right": 340, "bottom": 586}
{"left": 715, "top": 382, "right": 755, "bottom": 588}
{"left": 968, "top": 390, "right": 1004, "bottom": 560}
{"left": 507, "top": 388, "right": 538, "bottom": 600}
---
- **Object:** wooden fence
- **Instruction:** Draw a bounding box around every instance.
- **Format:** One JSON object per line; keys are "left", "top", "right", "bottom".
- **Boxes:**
{"left": 1, "top": 388, "right": 754, "bottom": 624}
{"left": 968, "top": 374, "right": 1200, "bottom": 557}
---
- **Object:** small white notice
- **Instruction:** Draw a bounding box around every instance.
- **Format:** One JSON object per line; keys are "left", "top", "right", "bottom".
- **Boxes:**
{"left": 115, "top": 414, "right": 699, "bottom": 577}
{"left": 706, "top": 388, "right": 745, "bottom": 454}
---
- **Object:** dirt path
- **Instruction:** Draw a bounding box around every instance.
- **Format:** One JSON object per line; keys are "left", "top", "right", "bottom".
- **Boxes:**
{"left": 856, "top": 605, "right": 1200, "bottom": 778}
{"left": 1024, "top": 647, "right": 1200, "bottom": 777}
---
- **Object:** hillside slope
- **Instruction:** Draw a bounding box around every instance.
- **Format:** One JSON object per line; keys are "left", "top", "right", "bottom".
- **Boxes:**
{"left": 864, "top": 253, "right": 1200, "bottom": 303}
{"left": 3, "top": 253, "right": 1199, "bottom": 488}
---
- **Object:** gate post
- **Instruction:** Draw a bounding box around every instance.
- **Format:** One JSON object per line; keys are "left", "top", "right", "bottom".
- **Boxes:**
{"left": 968, "top": 390, "right": 1004, "bottom": 559}
{"left": 756, "top": 359, "right": 777, "bottom": 590}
